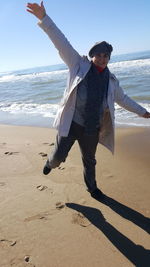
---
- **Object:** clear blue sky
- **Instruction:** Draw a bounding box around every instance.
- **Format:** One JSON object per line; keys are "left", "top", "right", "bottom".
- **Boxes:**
{"left": 0, "top": 0, "right": 150, "bottom": 72}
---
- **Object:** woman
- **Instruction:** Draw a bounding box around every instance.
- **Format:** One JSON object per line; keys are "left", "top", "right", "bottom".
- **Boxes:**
{"left": 26, "top": 2, "right": 150, "bottom": 199}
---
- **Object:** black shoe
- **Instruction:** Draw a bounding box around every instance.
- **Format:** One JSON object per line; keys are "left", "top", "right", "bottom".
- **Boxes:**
{"left": 43, "top": 165, "right": 51, "bottom": 175}
{"left": 91, "top": 188, "right": 104, "bottom": 200}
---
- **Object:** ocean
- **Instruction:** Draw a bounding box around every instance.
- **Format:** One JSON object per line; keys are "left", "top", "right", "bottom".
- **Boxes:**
{"left": 0, "top": 50, "right": 150, "bottom": 128}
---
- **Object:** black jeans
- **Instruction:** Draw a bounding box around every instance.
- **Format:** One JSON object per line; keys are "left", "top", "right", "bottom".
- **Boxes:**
{"left": 47, "top": 121, "right": 99, "bottom": 193}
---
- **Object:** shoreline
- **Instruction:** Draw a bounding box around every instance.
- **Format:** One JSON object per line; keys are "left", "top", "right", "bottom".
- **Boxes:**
{"left": 0, "top": 120, "right": 150, "bottom": 129}
{"left": 0, "top": 124, "right": 149, "bottom": 267}
{"left": 0, "top": 105, "right": 150, "bottom": 129}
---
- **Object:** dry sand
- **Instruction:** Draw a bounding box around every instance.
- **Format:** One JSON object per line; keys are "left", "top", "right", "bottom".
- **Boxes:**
{"left": 0, "top": 124, "right": 150, "bottom": 267}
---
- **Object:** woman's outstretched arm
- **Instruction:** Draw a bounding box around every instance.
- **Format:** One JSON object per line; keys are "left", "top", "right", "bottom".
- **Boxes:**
{"left": 26, "top": 1, "right": 81, "bottom": 69}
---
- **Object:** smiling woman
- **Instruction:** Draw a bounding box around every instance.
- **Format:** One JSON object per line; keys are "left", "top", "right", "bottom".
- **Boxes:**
{"left": 88, "top": 41, "right": 113, "bottom": 70}
{"left": 25, "top": 1, "right": 150, "bottom": 199}
{"left": 0, "top": 2, "right": 150, "bottom": 266}
{"left": 91, "top": 53, "right": 110, "bottom": 70}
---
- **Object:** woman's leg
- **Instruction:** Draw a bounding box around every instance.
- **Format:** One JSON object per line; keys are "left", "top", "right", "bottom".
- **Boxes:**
{"left": 78, "top": 131, "right": 99, "bottom": 193}
{"left": 47, "top": 133, "right": 76, "bottom": 169}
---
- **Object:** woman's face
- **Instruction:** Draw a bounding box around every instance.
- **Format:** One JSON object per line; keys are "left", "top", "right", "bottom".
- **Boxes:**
{"left": 92, "top": 53, "right": 109, "bottom": 69}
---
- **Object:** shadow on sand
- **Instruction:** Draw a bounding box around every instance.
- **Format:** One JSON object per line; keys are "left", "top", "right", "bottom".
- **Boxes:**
{"left": 98, "top": 194, "right": 150, "bottom": 234}
{"left": 66, "top": 202, "right": 150, "bottom": 267}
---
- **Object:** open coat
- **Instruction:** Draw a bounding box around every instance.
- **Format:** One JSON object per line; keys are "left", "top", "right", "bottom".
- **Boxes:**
{"left": 38, "top": 15, "right": 146, "bottom": 153}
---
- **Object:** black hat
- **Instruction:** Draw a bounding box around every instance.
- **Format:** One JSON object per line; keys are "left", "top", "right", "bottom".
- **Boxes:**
{"left": 88, "top": 41, "right": 113, "bottom": 58}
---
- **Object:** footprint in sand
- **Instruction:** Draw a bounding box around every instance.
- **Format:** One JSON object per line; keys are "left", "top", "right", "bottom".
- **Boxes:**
{"left": 36, "top": 185, "right": 53, "bottom": 194}
{"left": 107, "top": 174, "right": 113, "bottom": 178}
{"left": 42, "top": 142, "right": 49, "bottom": 145}
{"left": 24, "top": 204, "right": 65, "bottom": 223}
{"left": 24, "top": 256, "right": 31, "bottom": 263}
{"left": 0, "top": 142, "right": 6, "bottom": 147}
{"left": 10, "top": 257, "right": 35, "bottom": 267}
{"left": 43, "top": 142, "right": 54, "bottom": 146}
{"left": 0, "top": 182, "right": 6, "bottom": 187}
{"left": 36, "top": 185, "right": 48, "bottom": 191}
{"left": 24, "top": 211, "right": 52, "bottom": 222}
{"left": 0, "top": 239, "right": 16, "bottom": 247}
{"left": 103, "top": 171, "right": 113, "bottom": 179}
{"left": 39, "top": 152, "right": 47, "bottom": 158}
{"left": 58, "top": 166, "right": 65, "bottom": 170}
{"left": 56, "top": 202, "right": 65, "bottom": 210}
{"left": 71, "top": 212, "right": 91, "bottom": 227}
{"left": 50, "top": 142, "right": 54, "bottom": 146}
{"left": 4, "top": 152, "right": 19, "bottom": 155}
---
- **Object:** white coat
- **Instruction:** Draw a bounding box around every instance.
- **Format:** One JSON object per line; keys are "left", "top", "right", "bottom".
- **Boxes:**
{"left": 38, "top": 15, "right": 146, "bottom": 153}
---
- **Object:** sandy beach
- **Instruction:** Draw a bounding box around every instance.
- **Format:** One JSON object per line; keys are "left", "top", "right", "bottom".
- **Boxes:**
{"left": 0, "top": 124, "right": 150, "bottom": 267}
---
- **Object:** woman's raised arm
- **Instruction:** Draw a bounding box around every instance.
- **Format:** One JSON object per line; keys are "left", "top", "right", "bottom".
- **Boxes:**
{"left": 26, "top": 1, "right": 81, "bottom": 69}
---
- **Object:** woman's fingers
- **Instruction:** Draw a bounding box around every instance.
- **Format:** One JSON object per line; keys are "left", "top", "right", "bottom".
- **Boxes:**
{"left": 26, "top": 8, "right": 34, "bottom": 14}
{"left": 27, "top": 3, "right": 35, "bottom": 8}
{"left": 143, "top": 112, "right": 150, "bottom": 118}
{"left": 27, "top": 2, "right": 44, "bottom": 9}
{"left": 27, "top": 3, "right": 39, "bottom": 11}
{"left": 41, "top": 1, "right": 44, "bottom": 7}
{"left": 26, "top": 2, "right": 46, "bottom": 19}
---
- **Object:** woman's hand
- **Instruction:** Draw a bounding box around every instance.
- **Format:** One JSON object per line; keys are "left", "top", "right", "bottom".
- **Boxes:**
{"left": 26, "top": 1, "right": 46, "bottom": 20}
{"left": 142, "top": 111, "right": 150, "bottom": 118}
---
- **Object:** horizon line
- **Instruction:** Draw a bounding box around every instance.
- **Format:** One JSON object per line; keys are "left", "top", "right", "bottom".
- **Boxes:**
{"left": 1, "top": 49, "right": 150, "bottom": 74}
